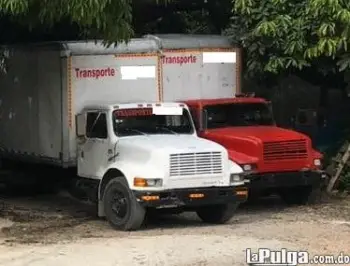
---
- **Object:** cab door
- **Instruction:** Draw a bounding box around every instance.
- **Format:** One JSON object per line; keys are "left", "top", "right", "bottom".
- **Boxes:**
{"left": 77, "top": 110, "right": 110, "bottom": 179}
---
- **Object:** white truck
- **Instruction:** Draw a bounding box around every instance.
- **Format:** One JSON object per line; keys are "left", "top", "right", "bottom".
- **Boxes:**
{"left": 0, "top": 35, "right": 248, "bottom": 231}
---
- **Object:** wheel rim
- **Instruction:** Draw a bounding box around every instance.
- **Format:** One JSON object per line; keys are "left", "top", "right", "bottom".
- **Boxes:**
{"left": 110, "top": 189, "right": 128, "bottom": 220}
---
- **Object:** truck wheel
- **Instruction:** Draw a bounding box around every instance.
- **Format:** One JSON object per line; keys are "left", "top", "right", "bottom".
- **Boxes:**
{"left": 279, "top": 186, "right": 322, "bottom": 205}
{"left": 103, "top": 177, "right": 145, "bottom": 231}
{"left": 196, "top": 203, "right": 239, "bottom": 224}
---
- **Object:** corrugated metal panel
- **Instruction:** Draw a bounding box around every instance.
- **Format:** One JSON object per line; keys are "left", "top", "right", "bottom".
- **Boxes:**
{"left": 143, "top": 34, "right": 232, "bottom": 49}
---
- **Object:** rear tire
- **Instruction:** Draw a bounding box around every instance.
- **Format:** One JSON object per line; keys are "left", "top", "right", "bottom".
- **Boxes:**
{"left": 279, "top": 186, "right": 322, "bottom": 205}
{"left": 196, "top": 203, "right": 239, "bottom": 224}
{"left": 103, "top": 177, "right": 145, "bottom": 231}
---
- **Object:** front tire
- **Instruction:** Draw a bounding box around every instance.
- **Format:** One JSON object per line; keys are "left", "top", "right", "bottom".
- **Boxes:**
{"left": 196, "top": 203, "right": 239, "bottom": 224}
{"left": 103, "top": 177, "right": 146, "bottom": 231}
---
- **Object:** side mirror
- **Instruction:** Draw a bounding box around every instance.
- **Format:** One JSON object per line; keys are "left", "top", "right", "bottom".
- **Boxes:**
{"left": 76, "top": 113, "right": 86, "bottom": 137}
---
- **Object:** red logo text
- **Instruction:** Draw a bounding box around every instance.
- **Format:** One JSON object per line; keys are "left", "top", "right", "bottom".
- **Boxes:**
{"left": 114, "top": 108, "right": 153, "bottom": 117}
{"left": 75, "top": 67, "right": 116, "bottom": 79}
{"left": 162, "top": 55, "right": 197, "bottom": 65}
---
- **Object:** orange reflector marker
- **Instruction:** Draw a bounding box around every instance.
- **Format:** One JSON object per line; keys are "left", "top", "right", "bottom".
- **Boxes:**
{"left": 189, "top": 193, "right": 205, "bottom": 198}
{"left": 134, "top": 177, "right": 147, "bottom": 187}
{"left": 235, "top": 188, "right": 248, "bottom": 196}
{"left": 141, "top": 195, "right": 160, "bottom": 201}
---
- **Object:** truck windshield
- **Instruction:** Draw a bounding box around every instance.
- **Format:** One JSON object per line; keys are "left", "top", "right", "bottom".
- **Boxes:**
{"left": 113, "top": 108, "right": 194, "bottom": 136}
{"left": 204, "top": 103, "right": 274, "bottom": 129}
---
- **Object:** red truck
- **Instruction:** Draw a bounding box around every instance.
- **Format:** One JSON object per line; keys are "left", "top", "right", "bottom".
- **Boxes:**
{"left": 151, "top": 34, "right": 327, "bottom": 204}
{"left": 184, "top": 95, "right": 326, "bottom": 204}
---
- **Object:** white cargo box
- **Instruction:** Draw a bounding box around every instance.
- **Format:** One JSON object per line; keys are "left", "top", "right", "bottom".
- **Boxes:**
{"left": 148, "top": 34, "right": 241, "bottom": 101}
{"left": 0, "top": 35, "right": 242, "bottom": 167}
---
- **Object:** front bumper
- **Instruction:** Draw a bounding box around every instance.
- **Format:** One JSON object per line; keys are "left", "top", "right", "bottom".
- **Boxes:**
{"left": 133, "top": 185, "right": 248, "bottom": 209}
{"left": 246, "top": 170, "right": 327, "bottom": 191}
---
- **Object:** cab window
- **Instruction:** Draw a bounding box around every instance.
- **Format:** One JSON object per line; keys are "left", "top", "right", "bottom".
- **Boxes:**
{"left": 86, "top": 112, "right": 108, "bottom": 139}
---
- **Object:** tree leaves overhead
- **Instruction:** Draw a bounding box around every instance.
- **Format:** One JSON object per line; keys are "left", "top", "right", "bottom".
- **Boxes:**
{"left": 132, "top": 0, "right": 232, "bottom": 35}
{"left": 226, "top": 0, "right": 350, "bottom": 77}
{"left": 0, "top": 0, "right": 168, "bottom": 44}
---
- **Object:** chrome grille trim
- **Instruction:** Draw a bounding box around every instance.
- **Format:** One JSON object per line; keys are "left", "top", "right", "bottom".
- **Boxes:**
{"left": 169, "top": 152, "right": 223, "bottom": 177}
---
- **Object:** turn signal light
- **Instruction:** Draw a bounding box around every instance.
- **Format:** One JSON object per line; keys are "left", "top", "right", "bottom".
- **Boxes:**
{"left": 189, "top": 193, "right": 205, "bottom": 198}
{"left": 235, "top": 188, "right": 248, "bottom": 196}
{"left": 141, "top": 195, "right": 160, "bottom": 201}
{"left": 134, "top": 177, "right": 147, "bottom": 187}
{"left": 133, "top": 177, "right": 163, "bottom": 187}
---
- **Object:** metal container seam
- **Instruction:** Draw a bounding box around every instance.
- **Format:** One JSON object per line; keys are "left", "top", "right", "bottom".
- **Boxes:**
{"left": 67, "top": 56, "right": 73, "bottom": 129}
{"left": 157, "top": 55, "right": 163, "bottom": 101}
{"left": 236, "top": 47, "right": 242, "bottom": 93}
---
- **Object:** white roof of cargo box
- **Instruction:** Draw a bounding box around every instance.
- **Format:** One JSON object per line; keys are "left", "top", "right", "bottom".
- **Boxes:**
{"left": 2, "top": 34, "right": 233, "bottom": 56}
{"left": 143, "top": 34, "right": 232, "bottom": 49}
{"left": 63, "top": 34, "right": 232, "bottom": 55}
{"left": 83, "top": 101, "right": 186, "bottom": 110}
{"left": 62, "top": 38, "right": 159, "bottom": 55}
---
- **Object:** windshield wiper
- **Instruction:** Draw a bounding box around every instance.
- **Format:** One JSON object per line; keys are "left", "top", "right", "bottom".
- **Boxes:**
{"left": 155, "top": 126, "right": 178, "bottom": 135}
{"left": 123, "top": 128, "right": 147, "bottom": 135}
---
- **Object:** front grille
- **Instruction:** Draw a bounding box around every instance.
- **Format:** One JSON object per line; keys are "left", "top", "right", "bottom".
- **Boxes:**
{"left": 263, "top": 140, "right": 308, "bottom": 161}
{"left": 169, "top": 152, "right": 223, "bottom": 177}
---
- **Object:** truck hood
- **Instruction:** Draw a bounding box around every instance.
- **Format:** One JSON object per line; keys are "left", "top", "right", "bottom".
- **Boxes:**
{"left": 202, "top": 126, "right": 310, "bottom": 164}
{"left": 118, "top": 134, "right": 225, "bottom": 153}
{"left": 115, "top": 134, "right": 239, "bottom": 190}
{"left": 205, "top": 126, "right": 308, "bottom": 143}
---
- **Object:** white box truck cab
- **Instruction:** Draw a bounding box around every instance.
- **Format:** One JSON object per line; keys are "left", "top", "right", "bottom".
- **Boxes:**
{"left": 0, "top": 37, "right": 248, "bottom": 231}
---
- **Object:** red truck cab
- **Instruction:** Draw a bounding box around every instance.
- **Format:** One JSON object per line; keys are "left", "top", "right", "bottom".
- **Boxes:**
{"left": 184, "top": 94, "right": 327, "bottom": 204}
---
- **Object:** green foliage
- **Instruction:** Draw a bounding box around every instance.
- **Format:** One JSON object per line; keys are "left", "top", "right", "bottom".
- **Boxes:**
{"left": 180, "top": 10, "right": 215, "bottom": 34}
{"left": 0, "top": 0, "right": 170, "bottom": 74}
{"left": 339, "top": 169, "right": 350, "bottom": 192}
{"left": 132, "top": 0, "right": 232, "bottom": 35}
{"left": 0, "top": 0, "right": 169, "bottom": 44}
{"left": 225, "top": 0, "right": 350, "bottom": 77}
{"left": 136, "top": 9, "right": 216, "bottom": 35}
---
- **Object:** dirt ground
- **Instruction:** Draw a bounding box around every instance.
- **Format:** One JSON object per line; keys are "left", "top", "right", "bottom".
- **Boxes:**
{"left": 0, "top": 191, "right": 350, "bottom": 266}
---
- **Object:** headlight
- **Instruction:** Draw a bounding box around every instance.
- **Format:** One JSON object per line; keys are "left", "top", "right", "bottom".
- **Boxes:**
{"left": 134, "top": 177, "right": 163, "bottom": 187}
{"left": 313, "top": 159, "right": 321, "bottom": 167}
{"left": 241, "top": 164, "right": 257, "bottom": 172}
{"left": 230, "top": 174, "right": 244, "bottom": 184}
